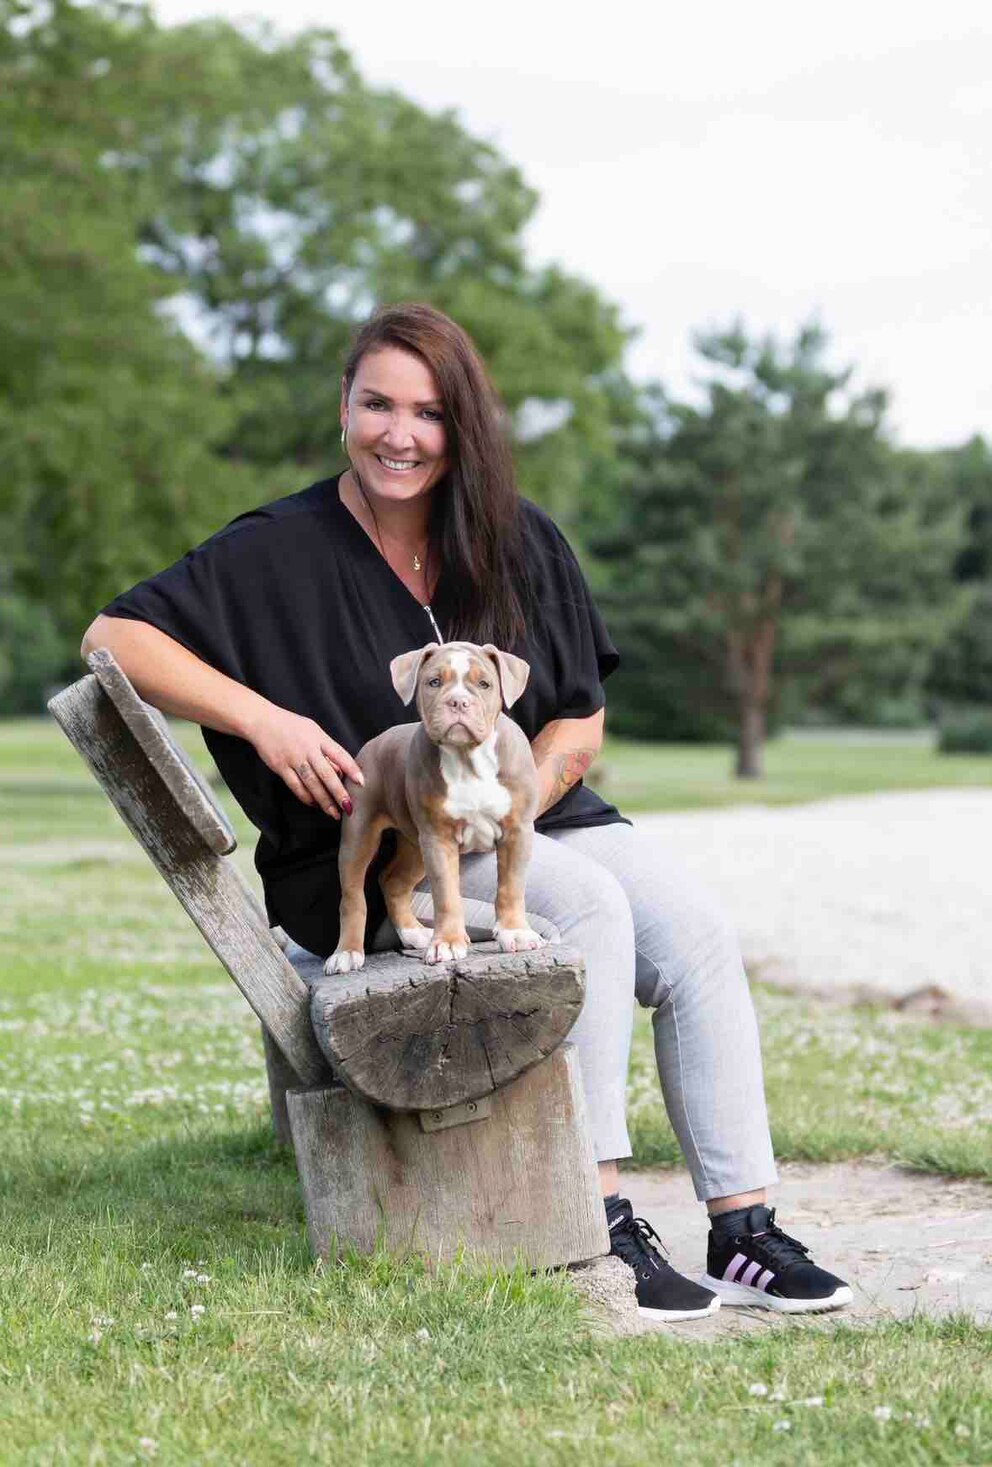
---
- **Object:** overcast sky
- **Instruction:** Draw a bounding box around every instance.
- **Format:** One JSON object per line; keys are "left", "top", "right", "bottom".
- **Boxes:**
{"left": 151, "top": 0, "right": 992, "bottom": 448}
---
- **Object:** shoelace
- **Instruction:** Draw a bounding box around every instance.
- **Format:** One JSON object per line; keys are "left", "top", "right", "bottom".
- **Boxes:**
{"left": 737, "top": 1209, "right": 811, "bottom": 1272}
{"left": 609, "top": 1213, "right": 671, "bottom": 1275}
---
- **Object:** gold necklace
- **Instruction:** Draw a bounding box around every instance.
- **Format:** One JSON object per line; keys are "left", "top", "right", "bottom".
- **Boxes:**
{"left": 352, "top": 471, "right": 427, "bottom": 576}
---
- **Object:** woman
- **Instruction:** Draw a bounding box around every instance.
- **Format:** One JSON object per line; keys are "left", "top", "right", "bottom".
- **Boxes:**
{"left": 82, "top": 302, "right": 850, "bottom": 1322}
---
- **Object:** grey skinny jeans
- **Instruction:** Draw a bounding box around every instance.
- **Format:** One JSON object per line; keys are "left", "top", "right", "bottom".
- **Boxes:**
{"left": 284, "top": 819, "right": 778, "bottom": 1203}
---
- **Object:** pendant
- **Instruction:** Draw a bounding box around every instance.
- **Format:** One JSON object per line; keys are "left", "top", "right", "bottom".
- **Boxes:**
{"left": 413, "top": 553, "right": 422, "bottom": 572}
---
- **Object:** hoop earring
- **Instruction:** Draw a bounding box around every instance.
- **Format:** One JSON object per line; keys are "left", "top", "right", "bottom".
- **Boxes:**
{"left": 340, "top": 424, "right": 347, "bottom": 450}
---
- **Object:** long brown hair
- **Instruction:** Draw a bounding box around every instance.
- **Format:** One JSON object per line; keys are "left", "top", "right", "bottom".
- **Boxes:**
{"left": 341, "top": 303, "right": 530, "bottom": 649}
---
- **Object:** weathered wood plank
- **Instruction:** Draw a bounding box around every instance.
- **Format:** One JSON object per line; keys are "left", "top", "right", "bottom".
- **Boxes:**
{"left": 287, "top": 1044, "right": 609, "bottom": 1268}
{"left": 310, "top": 944, "right": 585, "bottom": 1110}
{"left": 48, "top": 672, "right": 328, "bottom": 1085}
{"left": 86, "top": 647, "right": 236, "bottom": 855}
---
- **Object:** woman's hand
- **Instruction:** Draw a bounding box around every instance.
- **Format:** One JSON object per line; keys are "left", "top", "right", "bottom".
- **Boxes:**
{"left": 247, "top": 706, "right": 365, "bottom": 819}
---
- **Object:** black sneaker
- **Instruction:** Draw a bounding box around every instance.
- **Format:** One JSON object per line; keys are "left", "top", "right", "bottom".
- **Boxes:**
{"left": 607, "top": 1198, "right": 720, "bottom": 1322}
{"left": 702, "top": 1204, "right": 852, "bottom": 1313}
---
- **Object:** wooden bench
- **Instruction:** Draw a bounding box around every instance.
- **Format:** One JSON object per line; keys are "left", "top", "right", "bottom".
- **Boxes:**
{"left": 48, "top": 651, "right": 608, "bottom": 1269}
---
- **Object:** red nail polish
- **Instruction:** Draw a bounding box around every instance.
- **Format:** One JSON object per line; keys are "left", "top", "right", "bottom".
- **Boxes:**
{"left": 342, "top": 797, "right": 353, "bottom": 816}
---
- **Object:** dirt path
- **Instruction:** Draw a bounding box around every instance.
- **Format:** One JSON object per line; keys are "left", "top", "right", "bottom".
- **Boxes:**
{"left": 575, "top": 1162, "right": 992, "bottom": 1338}
{"left": 634, "top": 790, "right": 992, "bottom": 1016}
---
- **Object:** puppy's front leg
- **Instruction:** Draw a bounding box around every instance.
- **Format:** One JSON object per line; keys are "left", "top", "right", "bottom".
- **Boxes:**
{"left": 324, "top": 808, "right": 387, "bottom": 976}
{"left": 419, "top": 831, "right": 470, "bottom": 965}
{"left": 493, "top": 822, "right": 546, "bottom": 953}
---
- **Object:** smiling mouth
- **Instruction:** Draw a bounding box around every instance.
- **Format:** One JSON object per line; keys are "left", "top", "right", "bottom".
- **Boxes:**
{"left": 377, "top": 455, "right": 421, "bottom": 472}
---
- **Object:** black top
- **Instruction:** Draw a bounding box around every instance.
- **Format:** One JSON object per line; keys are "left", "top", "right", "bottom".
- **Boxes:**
{"left": 101, "top": 474, "right": 629, "bottom": 955}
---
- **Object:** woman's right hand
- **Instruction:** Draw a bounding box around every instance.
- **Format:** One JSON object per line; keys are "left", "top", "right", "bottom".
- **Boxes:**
{"left": 247, "top": 706, "right": 365, "bottom": 819}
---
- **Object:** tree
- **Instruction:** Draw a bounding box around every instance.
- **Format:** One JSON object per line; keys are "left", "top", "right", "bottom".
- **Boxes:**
{"left": 594, "top": 323, "right": 962, "bottom": 776}
{"left": 0, "top": 0, "right": 264, "bottom": 671}
{"left": 925, "top": 436, "right": 992, "bottom": 710}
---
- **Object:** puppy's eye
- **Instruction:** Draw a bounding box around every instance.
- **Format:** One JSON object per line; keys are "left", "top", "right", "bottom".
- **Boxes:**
{"left": 427, "top": 676, "right": 442, "bottom": 687}
{"left": 479, "top": 679, "right": 491, "bottom": 689}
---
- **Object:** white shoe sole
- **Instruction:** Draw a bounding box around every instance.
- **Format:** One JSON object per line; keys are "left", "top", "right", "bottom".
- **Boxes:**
{"left": 701, "top": 1274, "right": 853, "bottom": 1314}
{"left": 637, "top": 1295, "right": 721, "bottom": 1323}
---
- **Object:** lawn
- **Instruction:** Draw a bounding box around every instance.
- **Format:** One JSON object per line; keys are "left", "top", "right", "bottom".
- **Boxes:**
{"left": 1, "top": 717, "right": 989, "bottom": 1463}
{"left": 596, "top": 727, "right": 992, "bottom": 812}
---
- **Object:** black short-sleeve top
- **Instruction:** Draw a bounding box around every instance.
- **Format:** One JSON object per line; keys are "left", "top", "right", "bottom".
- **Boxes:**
{"left": 100, "top": 474, "right": 629, "bottom": 955}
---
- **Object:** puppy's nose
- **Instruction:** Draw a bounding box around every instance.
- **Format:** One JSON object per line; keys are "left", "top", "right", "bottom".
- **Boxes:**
{"left": 445, "top": 692, "right": 472, "bottom": 714}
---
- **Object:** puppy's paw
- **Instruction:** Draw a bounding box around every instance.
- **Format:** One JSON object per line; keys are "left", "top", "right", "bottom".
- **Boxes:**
{"left": 323, "top": 948, "right": 365, "bottom": 975}
{"left": 493, "top": 926, "right": 547, "bottom": 954}
{"left": 423, "top": 934, "right": 470, "bottom": 965}
{"left": 396, "top": 924, "right": 432, "bottom": 952}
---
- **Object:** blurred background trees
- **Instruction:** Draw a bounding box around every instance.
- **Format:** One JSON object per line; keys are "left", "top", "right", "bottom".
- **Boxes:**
{"left": 594, "top": 324, "right": 964, "bottom": 773}
{"left": 2, "top": 0, "right": 990, "bottom": 771}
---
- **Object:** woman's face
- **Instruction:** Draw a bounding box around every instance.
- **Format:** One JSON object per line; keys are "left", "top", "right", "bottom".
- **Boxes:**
{"left": 340, "top": 346, "right": 448, "bottom": 504}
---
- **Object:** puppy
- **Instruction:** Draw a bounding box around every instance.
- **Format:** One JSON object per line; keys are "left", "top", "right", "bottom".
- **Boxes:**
{"left": 324, "top": 641, "right": 547, "bottom": 974}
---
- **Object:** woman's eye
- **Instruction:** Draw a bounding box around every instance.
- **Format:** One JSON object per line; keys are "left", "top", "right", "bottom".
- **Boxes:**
{"left": 421, "top": 409, "right": 443, "bottom": 421}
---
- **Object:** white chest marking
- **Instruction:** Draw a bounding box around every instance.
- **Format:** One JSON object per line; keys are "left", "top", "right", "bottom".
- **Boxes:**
{"left": 439, "top": 730, "right": 512, "bottom": 853}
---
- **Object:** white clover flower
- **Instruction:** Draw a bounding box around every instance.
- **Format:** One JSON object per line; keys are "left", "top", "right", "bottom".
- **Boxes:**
{"left": 797, "top": 1396, "right": 824, "bottom": 1408}
{"left": 195, "top": 1274, "right": 212, "bottom": 1285}
{"left": 164, "top": 1311, "right": 178, "bottom": 1321}
{"left": 190, "top": 1304, "right": 206, "bottom": 1318}
{"left": 414, "top": 1327, "right": 431, "bottom": 1342}
{"left": 769, "top": 1390, "right": 786, "bottom": 1402}
{"left": 182, "top": 1268, "right": 198, "bottom": 1279}
{"left": 772, "top": 1420, "right": 791, "bottom": 1433}
{"left": 873, "top": 1406, "right": 892, "bottom": 1422}
{"left": 138, "top": 1439, "right": 158, "bottom": 1456}
{"left": 748, "top": 1383, "right": 769, "bottom": 1397}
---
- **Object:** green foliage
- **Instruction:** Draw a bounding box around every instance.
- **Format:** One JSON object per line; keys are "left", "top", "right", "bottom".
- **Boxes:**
{"left": 938, "top": 706, "right": 992, "bottom": 755}
{"left": 0, "top": 591, "right": 68, "bottom": 713}
{"left": 928, "top": 584, "right": 992, "bottom": 708}
{"left": 0, "top": 0, "right": 266, "bottom": 654}
{"left": 594, "top": 325, "right": 963, "bottom": 754}
{"left": 942, "top": 434, "right": 992, "bottom": 582}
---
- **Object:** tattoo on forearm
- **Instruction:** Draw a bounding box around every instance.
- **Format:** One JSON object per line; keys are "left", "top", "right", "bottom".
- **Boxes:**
{"left": 533, "top": 744, "right": 597, "bottom": 813}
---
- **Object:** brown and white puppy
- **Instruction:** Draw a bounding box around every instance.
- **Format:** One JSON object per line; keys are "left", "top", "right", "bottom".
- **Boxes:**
{"left": 324, "top": 641, "right": 547, "bottom": 974}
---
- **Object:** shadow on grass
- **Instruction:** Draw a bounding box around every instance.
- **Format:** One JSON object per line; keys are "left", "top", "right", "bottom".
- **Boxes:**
{"left": 1, "top": 1122, "right": 312, "bottom": 1268}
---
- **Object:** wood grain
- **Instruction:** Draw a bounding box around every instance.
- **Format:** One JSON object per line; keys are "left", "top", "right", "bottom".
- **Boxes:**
{"left": 48, "top": 670, "right": 328, "bottom": 1085}
{"left": 310, "top": 943, "right": 585, "bottom": 1110}
{"left": 287, "top": 1044, "right": 609, "bottom": 1268}
{"left": 86, "top": 647, "right": 236, "bottom": 855}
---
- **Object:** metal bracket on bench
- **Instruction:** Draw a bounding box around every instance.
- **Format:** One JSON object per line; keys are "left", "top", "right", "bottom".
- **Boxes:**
{"left": 418, "top": 1095, "right": 492, "bottom": 1133}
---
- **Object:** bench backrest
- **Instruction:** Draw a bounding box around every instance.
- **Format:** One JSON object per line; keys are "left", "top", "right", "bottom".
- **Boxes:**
{"left": 47, "top": 649, "right": 328, "bottom": 1086}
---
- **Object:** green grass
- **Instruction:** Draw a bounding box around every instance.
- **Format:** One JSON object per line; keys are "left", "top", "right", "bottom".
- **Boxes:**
{"left": 597, "top": 727, "right": 992, "bottom": 812}
{"left": 1, "top": 716, "right": 990, "bottom": 1463}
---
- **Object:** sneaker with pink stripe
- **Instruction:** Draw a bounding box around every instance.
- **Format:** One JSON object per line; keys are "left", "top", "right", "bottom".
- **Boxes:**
{"left": 702, "top": 1204, "right": 852, "bottom": 1314}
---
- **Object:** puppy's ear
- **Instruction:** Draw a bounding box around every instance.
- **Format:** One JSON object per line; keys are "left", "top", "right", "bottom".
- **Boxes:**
{"left": 390, "top": 645, "right": 438, "bottom": 706}
{"left": 481, "top": 645, "right": 530, "bottom": 709}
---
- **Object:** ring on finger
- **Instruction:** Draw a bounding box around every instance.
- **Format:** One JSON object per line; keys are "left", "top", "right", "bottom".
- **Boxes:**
{"left": 296, "top": 761, "right": 312, "bottom": 779}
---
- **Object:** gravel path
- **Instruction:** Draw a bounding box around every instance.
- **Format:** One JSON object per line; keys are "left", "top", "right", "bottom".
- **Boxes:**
{"left": 571, "top": 1162, "right": 992, "bottom": 1338}
{"left": 633, "top": 789, "right": 992, "bottom": 1011}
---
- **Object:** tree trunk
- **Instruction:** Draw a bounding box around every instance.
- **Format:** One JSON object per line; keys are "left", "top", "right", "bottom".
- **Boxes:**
{"left": 736, "top": 699, "right": 766, "bottom": 778}
{"left": 728, "top": 606, "right": 779, "bottom": 780}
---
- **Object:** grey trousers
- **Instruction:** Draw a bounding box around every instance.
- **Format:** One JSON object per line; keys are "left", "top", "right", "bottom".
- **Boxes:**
{"left": 285, "top": 820, "right": 778, "bottom": 1203}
